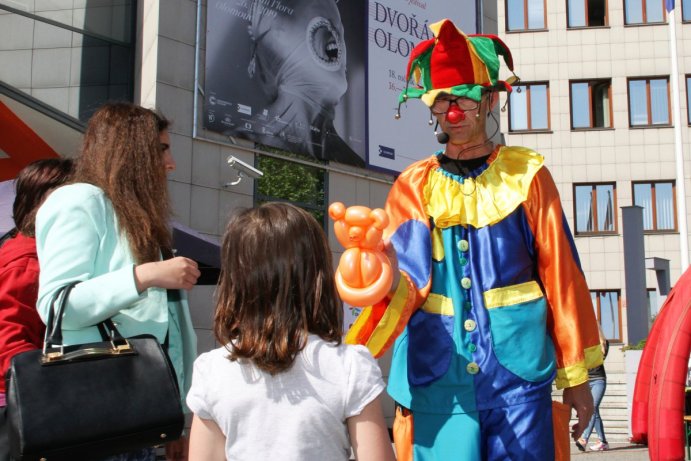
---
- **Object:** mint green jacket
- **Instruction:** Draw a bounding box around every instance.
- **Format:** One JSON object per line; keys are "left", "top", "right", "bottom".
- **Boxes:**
{"left": 35, "top": 183, "right": 197, "bottom": 410}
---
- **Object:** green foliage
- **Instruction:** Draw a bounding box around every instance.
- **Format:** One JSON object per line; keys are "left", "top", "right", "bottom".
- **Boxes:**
{"left": 254, "top": 149, "right": 326, "bottom": 224}
{"left": 621, "top": 339, "right": 647, "bottom": 351}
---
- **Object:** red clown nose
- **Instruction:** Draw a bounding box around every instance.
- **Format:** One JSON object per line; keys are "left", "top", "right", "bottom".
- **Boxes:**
{"left": 446, "top": 104, "right": 465, "bottom": 124}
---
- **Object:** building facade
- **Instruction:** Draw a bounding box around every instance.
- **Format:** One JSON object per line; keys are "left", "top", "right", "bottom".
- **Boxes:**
{"left": 497, "top": 0, "right": 691, "bottom": 346}
{"left": 0, "top": 0, "right": 500, "bottom": 427}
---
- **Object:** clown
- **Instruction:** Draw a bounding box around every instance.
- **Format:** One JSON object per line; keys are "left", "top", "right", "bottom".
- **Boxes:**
{"left": 343, "top": 19, "right": 603, "bottom": 460}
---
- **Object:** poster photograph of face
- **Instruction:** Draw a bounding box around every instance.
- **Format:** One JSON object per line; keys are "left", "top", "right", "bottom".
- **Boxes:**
{"left": 204, "top": 0, "right": 476, "bottom": 173}
{"left": 204, "top": 0, "right": 367, "bottom": 167}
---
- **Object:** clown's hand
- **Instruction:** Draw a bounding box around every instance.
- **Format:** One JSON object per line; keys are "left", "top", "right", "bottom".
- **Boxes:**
{"left": 328, "top": 202, "right": 393, "bottom": 307}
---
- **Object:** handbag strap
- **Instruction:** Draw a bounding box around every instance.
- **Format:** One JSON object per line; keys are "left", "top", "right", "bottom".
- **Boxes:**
{"left": 44, "top": 281, "right": 126, "bottom": 349}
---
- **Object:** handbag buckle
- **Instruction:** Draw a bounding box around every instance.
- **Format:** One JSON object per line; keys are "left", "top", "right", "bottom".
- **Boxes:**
{"left": 43, "top": 350, "right": 64, "bottom": 362}
{"left": 42, "top": 344, "right": 65, "bottom": 362}
{"left": 111, "top": 339, "right": 133, "bottom": 353}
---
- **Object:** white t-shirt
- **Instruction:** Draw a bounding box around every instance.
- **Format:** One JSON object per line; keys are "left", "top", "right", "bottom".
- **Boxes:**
{"left": 186, "top": 335, "right": 386, "bottom": 461}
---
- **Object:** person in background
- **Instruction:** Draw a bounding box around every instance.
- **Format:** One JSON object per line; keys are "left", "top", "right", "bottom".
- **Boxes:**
{"left": 186, "top": 203, "right": 395, "bottom": 461}
{"left": 0, "top": 158, "right": 74, "bottom": 461}
{"left": 35, "top": 103, "right": 200, "bottom": 461}
{"left": 577, "top": 326, "right": 610, "bottom": 451}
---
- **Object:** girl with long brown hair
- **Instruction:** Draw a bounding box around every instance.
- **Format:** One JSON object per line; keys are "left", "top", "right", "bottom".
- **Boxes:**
{"left": 35, "top": 102, "right": 200, "bottom": 461}
{"left": 186, "top": 202, "right": 394, "bottom": 461}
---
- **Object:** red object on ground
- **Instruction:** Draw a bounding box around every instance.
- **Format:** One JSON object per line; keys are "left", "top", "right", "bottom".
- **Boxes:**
{"left": 631, "top": 267, "right": 691, "bottom": 461}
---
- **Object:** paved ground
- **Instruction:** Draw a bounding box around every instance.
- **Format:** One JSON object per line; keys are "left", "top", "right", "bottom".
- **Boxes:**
{"left": 358, "top": 441, "right": 652, "bottom": 460}
{"left": 570, "top": 442, "right": 649, "bottom": 460}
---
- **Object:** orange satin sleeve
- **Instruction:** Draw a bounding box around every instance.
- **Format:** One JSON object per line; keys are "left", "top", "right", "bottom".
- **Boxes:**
{"left": 384, "top": 156, "right": 437, "bottom": 307}
{"left": 522, "top": 167, "right": 603, "bottom": 389}
{"left": 345, "top": 157, "right": 437, "bottom": 357}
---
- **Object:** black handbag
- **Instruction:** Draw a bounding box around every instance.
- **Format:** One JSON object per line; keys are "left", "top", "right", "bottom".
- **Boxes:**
{"left": 5, "top": 282, "right": 184, "bottom": 461}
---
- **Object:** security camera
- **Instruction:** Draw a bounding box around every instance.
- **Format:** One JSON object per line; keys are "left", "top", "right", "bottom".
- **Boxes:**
{"left": 225, "top": 155, "right": 264, "bottom": 186}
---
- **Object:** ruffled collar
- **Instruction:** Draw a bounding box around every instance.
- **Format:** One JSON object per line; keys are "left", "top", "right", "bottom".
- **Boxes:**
{"left": 423, "top": 145, "right": 544, "bottom": 229}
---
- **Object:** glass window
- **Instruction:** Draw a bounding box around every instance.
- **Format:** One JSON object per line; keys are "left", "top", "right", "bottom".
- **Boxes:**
{"left": 633, "top": 181, "right": 676, "bottom": 231}
{"left": 574, "top": 183, "right": 616, "bottom": 234}
{"left": 568, "top": 0, "right": 608, "bottom": 27}
{"left": 0, "top": 2, "right": 135, "bottom": 122}
{"left": 646, "top": 289, "right": 659, "bottom": 330}
{"left": 628, "top": 78, "right": 670, "bottom": 126}
{"left": 591, "top": 290, "right": 622, "bottom": 342}
{"left": 684, "top": 0, "right": 691, "bottom": 20}
{"left": 570, "top": 80, "right": 612, "bottom": 129}
{"left": 625, "top": 0, "right": 665, "bottom": 24}
{"left": 0, "top": 0, "right": 135, "bottom": 43}
{"left": 507, "top": 0, "right": 546, "bottom": 31}
{"left": 255, "top": 150, "right": 328, "bottom": 227}
{"left": 509, "top": 83, "right": 550, "bottom": 131}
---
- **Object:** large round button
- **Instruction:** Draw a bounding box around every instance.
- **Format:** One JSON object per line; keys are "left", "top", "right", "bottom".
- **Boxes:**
{"left": 468, "top": 343, "right": 477, "bottom": 352}
{"left": 457, "top": 239, "right": 469, "bottom": 252}
{"left": 464, "top": 319, "right": 477, "bottom": 332}
{"left": 466, "top": 362, "right": 480, "bottom": 374}
{"left": 461, "top": 277, "right": 471, "bottom": 289}
{"left": 459, "top": 257, "right": 468, "bottom": 266}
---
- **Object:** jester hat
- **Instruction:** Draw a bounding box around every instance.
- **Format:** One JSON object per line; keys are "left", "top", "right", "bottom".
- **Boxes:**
{"left": 399, "top": 19, "right": 518, "bottom": 108}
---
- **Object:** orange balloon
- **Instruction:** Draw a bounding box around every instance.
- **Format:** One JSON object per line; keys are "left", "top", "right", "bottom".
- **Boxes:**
{"left": 328, "top": 202, "right": 393, "bottom": 307}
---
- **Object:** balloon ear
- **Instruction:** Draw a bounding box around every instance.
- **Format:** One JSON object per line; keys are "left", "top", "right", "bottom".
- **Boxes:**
{"left": 328, "top": 202, "right": 346, "bottom": 221}
{"left": 369, "top": 209, "right": 389, "bottom": 231}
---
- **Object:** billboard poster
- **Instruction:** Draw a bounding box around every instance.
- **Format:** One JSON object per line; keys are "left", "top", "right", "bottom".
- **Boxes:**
{"left": 367, "top": 1, "right": 477, "bottom": 173}
{"left": 204, "top": 0, "right": 367, "bottom": 167}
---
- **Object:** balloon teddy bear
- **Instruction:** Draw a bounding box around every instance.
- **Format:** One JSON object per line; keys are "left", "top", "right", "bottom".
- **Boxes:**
{"left": 328, "top": 202, "right": 393, "bottom": 307}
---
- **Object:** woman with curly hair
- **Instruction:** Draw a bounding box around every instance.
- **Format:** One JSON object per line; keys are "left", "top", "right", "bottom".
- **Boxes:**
{"left": 35, "top": 102, "right": 200, "bottom": 461}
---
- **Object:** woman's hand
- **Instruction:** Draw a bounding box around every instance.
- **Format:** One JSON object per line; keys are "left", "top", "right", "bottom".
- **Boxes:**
{"left": 134, "top": 257, "right": 201, "bottom": 292}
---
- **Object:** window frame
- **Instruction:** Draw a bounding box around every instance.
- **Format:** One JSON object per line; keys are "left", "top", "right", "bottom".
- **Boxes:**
{"left": 569, "top": 79, "right": 614, "bottom": 129}
{"left": 567, "top": 0, "right": 610, "bottom": 28}
{"left": 623, "top": 0, "right": 667, "bottom": 24}
{"left": 505, "top": 0, "right": 549, "bottom": 32}
{"left": 573, "top": 182, "right": 618, "bottom": 235}
{"left": 591, "top": 289, "right": 623, "bottom": 343}
{"left": 686, "top": 75, "right": 691, "bottom": 125}
{"left": 627, "top": 77, "right": 671, "bottom": 127}
{"left": 508, "top": 81, "right": 551, "bottom": 132}
{"left": 631, "top": 180, "right": 678, "bottom": 232}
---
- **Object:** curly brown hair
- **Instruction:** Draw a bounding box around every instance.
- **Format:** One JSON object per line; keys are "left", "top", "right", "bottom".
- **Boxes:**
{"left": 74, "top": 102, "right": 172, "bottom": 264}
{"left": 215, "top": 202, "right": 343, "bottom": 374}
{"left": 13, "top": 158, "right": 74, "bottom": 237}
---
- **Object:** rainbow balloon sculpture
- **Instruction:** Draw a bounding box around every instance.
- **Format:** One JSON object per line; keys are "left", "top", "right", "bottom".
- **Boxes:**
{"left": 328, "top": 202, "right": 393, "bottom": 307}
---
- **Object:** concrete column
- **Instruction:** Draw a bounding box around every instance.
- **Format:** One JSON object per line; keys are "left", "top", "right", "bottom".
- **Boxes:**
{"left": 622, "top": 206, "right": 648, "bottom": 345}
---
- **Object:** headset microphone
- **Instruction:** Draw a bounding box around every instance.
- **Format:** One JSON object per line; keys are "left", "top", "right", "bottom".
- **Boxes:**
{"left": 433, "top": 121, "right": 449, "bottom": 144}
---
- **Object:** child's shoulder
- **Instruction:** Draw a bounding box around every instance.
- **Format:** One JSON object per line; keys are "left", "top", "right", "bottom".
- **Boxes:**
{"left": 306, "top": 336, "right": 379, "bottom": 368}
{"left": 194, "top": 345, "right": 233, "bottom": 366}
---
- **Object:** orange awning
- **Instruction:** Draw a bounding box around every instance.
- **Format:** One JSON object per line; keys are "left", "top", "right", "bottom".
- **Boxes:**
{"left": 0, "top": 100, "right": 61, "bottom": 181}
